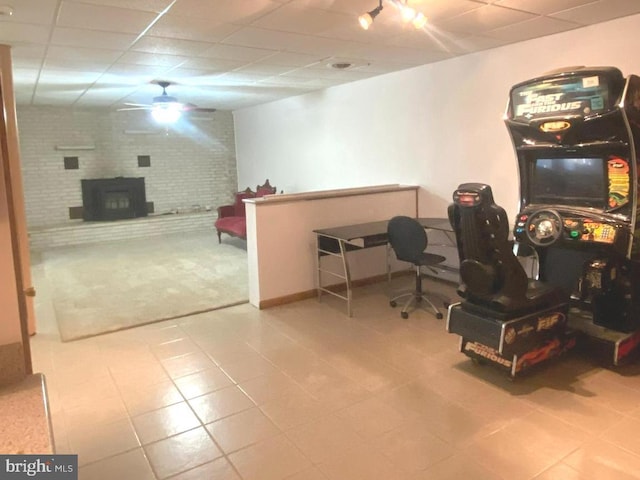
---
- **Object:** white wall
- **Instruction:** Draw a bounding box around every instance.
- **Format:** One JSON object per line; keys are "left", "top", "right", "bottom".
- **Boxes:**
{"left": 234, "top": 13, "right": 640, "bottom": 222}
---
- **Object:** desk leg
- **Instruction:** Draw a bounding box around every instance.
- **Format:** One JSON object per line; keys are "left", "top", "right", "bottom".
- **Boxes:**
{"left": 316, "top": 235, "right": 322, "bottom": 301}
{"left": 338, "top": 240, "right": 352, "bottom": 317}
{"left": 386, "top": 243, "right": 392, "bottom": 295}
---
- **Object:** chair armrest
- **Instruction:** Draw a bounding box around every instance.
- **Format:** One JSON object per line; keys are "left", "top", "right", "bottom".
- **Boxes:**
{"left": 217, "top": 205, "right": 235, "bottom": 218}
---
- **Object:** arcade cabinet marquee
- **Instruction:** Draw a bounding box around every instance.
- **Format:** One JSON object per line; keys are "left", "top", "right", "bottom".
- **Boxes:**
{"left": 446, "top": 66, "right": 640, "bottom": 377}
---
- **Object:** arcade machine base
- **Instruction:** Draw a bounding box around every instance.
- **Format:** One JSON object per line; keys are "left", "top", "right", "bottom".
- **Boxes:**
{"left": 447, "top": 302, "right": 577, "bottom": 378}
{"left": 568, "top": 309, "right": 640, "bottom": 366}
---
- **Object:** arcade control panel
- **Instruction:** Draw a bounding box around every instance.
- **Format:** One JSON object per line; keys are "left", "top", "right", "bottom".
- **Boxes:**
{"left": 514, "top": 209, "right": 621, "bottom": 247}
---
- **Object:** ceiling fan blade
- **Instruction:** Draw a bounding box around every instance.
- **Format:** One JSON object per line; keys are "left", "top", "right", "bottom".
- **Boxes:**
{"left": 182, "top": 103, "right": 216, "bottom": 113}
{"left": 117, "top": 107, "right": 152, "bottom": 111}
{"left": 123, "top": 102, "right": 152, "bottom": 107}
{"left": 192, "top": 107, "right": 217, "bottom": 113}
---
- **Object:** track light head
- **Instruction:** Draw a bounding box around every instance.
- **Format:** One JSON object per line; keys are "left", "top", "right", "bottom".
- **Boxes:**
{"left": 358, "top": 1, "right": 383, "bottom": 30}
{"left": 412, "top": 11, "right": 427, "bottom": 29}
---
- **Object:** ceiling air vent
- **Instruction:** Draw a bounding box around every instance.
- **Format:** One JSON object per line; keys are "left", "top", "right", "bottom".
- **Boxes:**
{"left": 326, "top": 57, "right": 370, "bottom": 70}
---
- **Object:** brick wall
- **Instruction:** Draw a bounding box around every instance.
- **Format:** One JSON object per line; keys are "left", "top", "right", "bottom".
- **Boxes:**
{"left": 16, "top": 106, "right": 238, "bottom": 229}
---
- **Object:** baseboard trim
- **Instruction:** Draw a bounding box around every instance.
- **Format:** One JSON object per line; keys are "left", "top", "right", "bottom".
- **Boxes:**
{"left": 258, "top": 273, "right": 395, "bottom": 309}
{"left": 258, "top": 270, "right": 457, "bottom": 310}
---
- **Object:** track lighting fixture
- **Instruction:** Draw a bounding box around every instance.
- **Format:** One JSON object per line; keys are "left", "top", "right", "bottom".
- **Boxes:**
{"left": 358, "top": 0, "right": 383, "bottom": 30}
{"left": 358, "top": 0, "right": 427, "bottom": 30}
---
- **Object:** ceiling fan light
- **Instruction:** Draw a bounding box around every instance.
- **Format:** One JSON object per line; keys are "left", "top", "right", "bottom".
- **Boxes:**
{"left": 151, "top": 105, "right": 182, "bottom": 124}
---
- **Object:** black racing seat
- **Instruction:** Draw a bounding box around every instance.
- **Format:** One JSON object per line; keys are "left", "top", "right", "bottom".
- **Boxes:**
{"left": 447, "top": 183, "right": 566, "bottom": 318}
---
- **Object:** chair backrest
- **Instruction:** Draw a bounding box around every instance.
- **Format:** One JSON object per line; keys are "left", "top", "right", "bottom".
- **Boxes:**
{"left": 447, "top": 183, "right": 529, "bottom": 307}
{"left": 234, "top": 188, "right": 255, "bottom": 217}
{"left": 387, "top": 216, "right": 427, "bottom": 264}
{"left": 256, "top": 179, "right": 277, "bottom": 197}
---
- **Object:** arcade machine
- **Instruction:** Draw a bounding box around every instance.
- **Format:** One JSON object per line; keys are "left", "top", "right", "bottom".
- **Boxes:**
{"left": 446, "top": 66, "right": 640, "bottom": 377}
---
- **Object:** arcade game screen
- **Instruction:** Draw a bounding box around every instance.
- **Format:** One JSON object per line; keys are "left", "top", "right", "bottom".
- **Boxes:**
{"left": 531, "top": 157, "right": 606, "bottom": 208}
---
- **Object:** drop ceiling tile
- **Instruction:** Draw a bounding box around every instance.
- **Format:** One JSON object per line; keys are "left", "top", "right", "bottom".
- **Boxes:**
{"left": 131, "top": 36, "right": 213, "bottom": 56}
{"left": 168, "top": 0, "right": 281, "bottom": 23}
{"left": 74, "top": 0, "right": 174, "bottom": 13}
{"left": 221, "top": 27, "right": 354, "bottom": 57}
{"left": 287, "top": 0, "right": 383, "bottom": 16}
{"left": 0, "top": 0, "right": 58, "bottom": 25}
{"left": 350, "top": 44, "right": 449, "bottom": 65}
{"left": 257, "top": 76, "right": 308, "bottom": 87}
{"left": 146, "top": 14, "right": 241, "bottom": 42}
{"left": 51, "top": 27, "right": 137, "bottom": 50}
{"left": 216, "top": 72, "right": 267, "bottom": 84}
{"left": 46, "top": 45, "right": 124, "bottom": 63}
{"left": 252, "top": 3, "right": 355, "bottom": 36}
{"left": 415, "top": 0, "right": 495, "bottom": 22}
{"left": 161, "top": 67, "right": 226, "bottom": 81}
{"left": 57, "top": 1, "right": 158, "bottom": 34}
{"left": 250, "top": 51, "right": 324, "bottom": 68}
{"left": 0, "top": 23, "right": 51, "bottom": 44}
{"left": 75, "top": 86, "right": 143, "bottom": 106}
{"left": 199, "top": 43, "right": 278, "bottom": 62}
{"left": 233, "top": 64, "right": 297, "bottom": 76}
{"left": 388, "top": 29, "right": 464, "bottom": 52}
{"left": 104, "top": 63, "right": 172, "bottom": 80}
{"left": 494, "top": 0, "right": 600, "bottom": 15}
{"left": 118, "top": 51, "right": 189, "bottom": 67}
{"left": 180, "top": 58, "right": 249, "bottom": 73}
{"left": 33, "top": 89, "right": 87, "bottom": 105}
{"left": 14, "top": 91, "right": 34, "bottom": 104}
{"left": 488, "top": 15, "right": 581, "bottom": 41}
{"left": 6, "top": 0, "right": 640, "bottom": 110}
{"left": 11, "top": 57, "right": 44, "bottom": 69}
{"left": 12, "top": 68, "right": 40, "bottom": 85}
{"left": 179, "top": 57, "right": 247, "bottom": 72}
{"left": 280, "top": 67, "right": 335, "bottom": 80}
{"left": 44, "top": 57, "right": 111, "bottom": 73}
{"left": 8, "top": 45, "right": 46, "bottom": 68}
{"left": 38, "top": 69, "right": 104, "bottom": 85}
{"left": 329, "top": 69, "right": 378, "bottom": 82}
{"left": 357, "top": 60, "right": 416, "bottom": 74}
{"left": 550, "top": 0, "right": 640, "bottom": 24}
{"left": 442, "top": 34, "right": 514, "bottom": 54}
{"left": 435, "top": 4, "right": 538, "bottom": 34}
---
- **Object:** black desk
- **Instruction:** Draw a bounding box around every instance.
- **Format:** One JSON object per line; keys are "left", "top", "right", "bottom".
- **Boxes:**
{"left": 313, "top": 218, "right": 455, "bottom": 316}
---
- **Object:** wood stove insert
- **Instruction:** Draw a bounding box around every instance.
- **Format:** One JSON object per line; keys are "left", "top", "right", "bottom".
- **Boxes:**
{"left": 81, "top": 177, "right": 147, "bottom": 221}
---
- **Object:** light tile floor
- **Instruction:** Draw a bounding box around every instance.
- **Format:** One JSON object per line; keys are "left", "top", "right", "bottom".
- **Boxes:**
{"left": 30, "top": 277, "right": 640, "bottom": 480}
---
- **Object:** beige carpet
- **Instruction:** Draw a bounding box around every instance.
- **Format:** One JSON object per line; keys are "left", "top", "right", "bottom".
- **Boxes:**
{"left": 39, "top": 230, "right": 248, "bottom": 342}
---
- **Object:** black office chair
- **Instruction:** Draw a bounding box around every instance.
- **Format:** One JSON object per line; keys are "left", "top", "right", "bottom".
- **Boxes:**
{"left": 387, "top": 216, "right": 447, "bottom": 319}
{"left": 447, "top": 183, "right": 566, "bottom": 317}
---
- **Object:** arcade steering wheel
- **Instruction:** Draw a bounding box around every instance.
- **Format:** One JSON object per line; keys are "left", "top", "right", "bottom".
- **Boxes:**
{"left": 525, "top": 209, "right": 563, "bottom": 247}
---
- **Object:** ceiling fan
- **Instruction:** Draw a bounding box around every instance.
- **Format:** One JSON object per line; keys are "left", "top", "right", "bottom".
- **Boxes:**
{"left": 118, "top": 80, "right": 217, "bottom": 123}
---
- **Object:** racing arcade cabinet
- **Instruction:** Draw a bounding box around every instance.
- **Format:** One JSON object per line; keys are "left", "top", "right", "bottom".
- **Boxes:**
{"left": 447, "top": 66, "right": 640, "bottom": 377}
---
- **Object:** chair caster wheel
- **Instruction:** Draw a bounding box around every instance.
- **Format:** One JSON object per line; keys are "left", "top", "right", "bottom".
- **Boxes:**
{"left": 390, "top": 301, "right": 397, "bottom": 308}
{"left": 401, "top": 311, "right": 409, "bottom": 319}
{"left": 436, "top": 313, "right": 443, "bottom": 319}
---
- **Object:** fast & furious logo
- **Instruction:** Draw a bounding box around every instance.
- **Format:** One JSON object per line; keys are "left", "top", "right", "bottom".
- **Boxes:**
{"left": 516, "top": 91, "right": 582, "bottom": 117}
